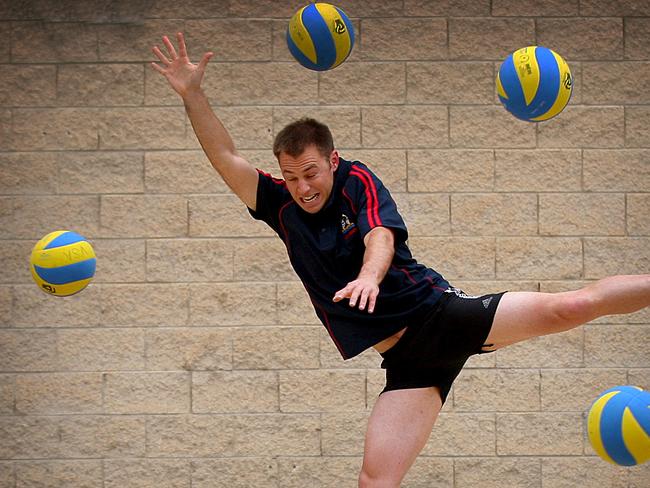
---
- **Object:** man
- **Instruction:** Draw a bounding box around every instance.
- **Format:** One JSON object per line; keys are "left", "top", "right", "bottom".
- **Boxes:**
{"left": 152, "top": 33, "right": 650, "bottom": 488}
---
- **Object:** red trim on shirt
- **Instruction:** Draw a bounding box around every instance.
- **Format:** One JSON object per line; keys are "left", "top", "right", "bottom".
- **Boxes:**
{"left": 350, "top": 167, "right": 381, "bottom": 228}
{"left": 342, "top": 188, "right": 357, "bottom": 214}
{"left": 257, "top": 169, "right": 286, "bottom": 187}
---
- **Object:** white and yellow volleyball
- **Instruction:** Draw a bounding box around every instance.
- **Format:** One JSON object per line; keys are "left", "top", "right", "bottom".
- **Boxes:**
{"left": 30, "top": 230, "right": 96, "bottom": 297}
{"left": 497, "top": 45, "right": 573, "bottom": 122}
{"left": 287, "top": 2, "right": 355, "bottom": 71}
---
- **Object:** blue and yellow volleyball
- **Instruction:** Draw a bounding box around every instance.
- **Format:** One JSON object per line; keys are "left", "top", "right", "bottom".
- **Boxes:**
{"left": 30, "top": 230, "right": 96, "bottom": 297}
{"left": 287, "top": 2, "right": 355, "bottom": 71}
{"left": 587, "top": 385, "right": 650, "bottom": 466}
{"left": 497, "top": 46, "right": 573, "bottom": 122}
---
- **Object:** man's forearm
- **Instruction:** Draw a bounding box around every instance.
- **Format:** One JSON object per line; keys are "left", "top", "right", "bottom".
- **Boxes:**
{"left": 359, "top": 227, "right": 395, "bottom": 285}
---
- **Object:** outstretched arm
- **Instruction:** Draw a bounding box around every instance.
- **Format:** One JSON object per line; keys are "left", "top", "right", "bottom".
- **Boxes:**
{"left": 151, "top": 32, "right": 259, "bottom": 210}
{"left": 333, "top": 227, "right": 395, "bottom": 313}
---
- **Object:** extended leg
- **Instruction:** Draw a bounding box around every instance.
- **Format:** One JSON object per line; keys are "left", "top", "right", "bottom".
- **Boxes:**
{"left": 485, "top": 274, "right": 650, "bottom": 350}
{"left": 359, "top": 387, "right": 442, "bottom": 488}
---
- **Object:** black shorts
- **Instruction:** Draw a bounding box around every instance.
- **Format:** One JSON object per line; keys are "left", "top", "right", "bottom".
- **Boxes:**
{"left": 379, "top": 288, "right": 507, "bottom": 404}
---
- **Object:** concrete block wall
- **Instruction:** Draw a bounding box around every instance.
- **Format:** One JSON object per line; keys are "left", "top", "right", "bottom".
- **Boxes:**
{"left": 1, "top": 0, "right": 649, "bottom": 486}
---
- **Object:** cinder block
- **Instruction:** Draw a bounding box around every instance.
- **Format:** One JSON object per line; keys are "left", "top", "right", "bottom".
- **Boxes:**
{"left": 408, "top": 62, "right": 493, "bottom": 104}
{"left": 1, "top": 241, "right": 40, "bottom": 284}
{"left": 97, "top": 20, "right": 186, "bottom": 62}
{"left": 360, "top": 18, "right": 446, "bottom": 60}
{"left": 584, "top": 149, "right": 650, "bottom": 191}
{"left": 277, "top": 456, "right": 360, "bottom": 488}
{"left": 276, "top": 282, "right": 320, "bottom": 325}
{"left": 394, "top": 192, "right": 450, "bottom": 236}
{"left": 450, "top": 106, "right": 536, "bottom": 148}
{"left": 492, "top": 0, "right": 579, "bottom": 16}
{"left": 105, "top": 459, "right": 190, "bottom": 488}
{"left": 192, "top": 458, "right": 277, "bottom": 488}
{"left": 145, "top": 327, "right": 232, "bottom": 371}
{"left": 626, "top": 107, "right": 650, "bottom": 147}
{"left": 193, "top": 370, "right": 278, "bottom": 413}
{"left": 402, "top": 457, "right": 455, "bottom": 487}
{"left": 455, "top": 457, "right": 541, "bottom": 488}
{"left": 537, "top": 107, "right": 624, "bottom": 148}
{"left": 57, "top": 64, "right": 144, "bottom": 106}
{"left": 497, "top": 237, "right": 582, "bottom": 280}
{"left": 11, "top": 108, "right": 99, "bottom": 151}
{"left": 345, "top": 149, "right": 406, "bottom": 191}
{"left": 190, "top": 282, "right": 276, "bottom": 326}
{"left": 232, "top": 326, "right": 320, "bottom": 370}
{"left": 57, "top": 328, "right": 145, "bottom": 371}
{"left": 628, "top": 369, "right": 650, "bottom": 391}
{"left": 625, "top": 18, "right": 650, "bottom": 60}
{"left": 495, "top": 149, "right": 582, "bottom": 192}
{"left": 362, "top": 106, "right": 448, "bottom": 148}
{"left": 404, "top": 0, "right": 491, "bottom": 16}
{"left": 584, "top": 237, "right": 650, "bottom": 278}
{"left": 0, "top": 65, "right": 55, "bottom": 106}
{"left": 0, "top": 23, "right": 9, "bottom": 61}
{"left": 0, "top": 152, "right": 58, "bottom": 195}
{"left": 0, "top": 375, "right": 14, "bottom": 414}
{"left": 15, "top": 373, "right": 102, "bottom": 415}
{"left": 628, "top": 194, "right": 650, "bottom": 235}
{"left": 146, "top": 239, "right": 234, "bottom": 281}
{"left": 453, "top": 369, "right": 541, "bottom": 412}
{"left": 101, "top": 284, "right": 188, "bottom": 326}
{"left": 497, "top": 413, "right": 583, "bottom": 455}
{"left": 630, "top": 463, "right": 650, "bottom": 488}
{"left": 101, "top": 195, "right": 187, "bottom": 238}
{"left": 11, "top": 285, "right": 101, "bottom": 327}
{"left": 542, "top": 458, "right": 629, "bottom": 488}
{"left": 408, "top": 236, "right": 496, "bottom": 280}
{"left": 423, "top": 413, "right": 496, "bottom": 456}
{"left": 320, "top": 63, "right": 406, "bottom": 104}
{"left": 319, "top": 332, "right": 380, "bottom": 369}
{"left": 280, "top": 370, "right": 366, "bottom": 412}
{"left": 186, "top": 106, "right": 273, "bottom": 150}
{"left": 537, "top": 18, "right": 623, "bottom": 60}
{"left": 146, "top": 414, "right": 321, "bottom": 457}
{"left": 104, "top": 372, "right": 190, "bottom": 414}
{"left": 408, "top": 149, "right": 495, "bottom": 192}
{"left": 541, "top": 369, "right": 628, "bottom": 411}
{"left": 321, "top": 412, "right": 368, "bottom": 455}
{"left": 0, "top": 330, "right": 57, "bottom": 372}
{"left": 233, "top": 238, "right": 296, "bottom": 281}
{"left": 189, "top": 195, "right": 273, "bottom": 237}
{"left": 99, "top": 107, "right": 186, "bottom": 150}
{"left": 145, "top": 151, "right": 229, "bottom": 194}
{"left": 449, "top": 18, "right": 535, "bottom": 60}
{"left": 274, "top": 107, "right": 361, "bottom": 148}
{"left": 185, "top": 19, "right": 272, "bottom": 62}
{"left": 92, "top": 239, "right": 145, "bottom": 283}
{"left": 584, "top": 324, "right": 650, "bottom": 367}
{"left": 15, "top": 461, "right": 102, "bottom": 487}
{"left": 583, "top": 62, "right": 650, "bottom": 104}
{"left": 12, "top": 21, "right": 98, "bottom": 62}
{"left": 496, "top": 328, "right": 584, "bottom": 368}
{"left": 539, "top": 193, "right": 625, "bottom": 236}
{"left": 580, "top": 0, "right": 650, "bottom": 16}
{"left": 145, "top": 65, "right": 183, "bottom": 106}
{"left": 204, "top": 63, "right": 317, "bottom": 106}
{"left": 452, "top": 193, "right": 537, "bottom": 236}
{"left": 58, "top": 151, "right": 144, "bottom": 194}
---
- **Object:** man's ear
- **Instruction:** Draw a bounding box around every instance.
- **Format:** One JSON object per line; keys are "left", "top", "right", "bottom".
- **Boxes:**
{"left": 330, "top": 150, "right": 340, "bottom": 170}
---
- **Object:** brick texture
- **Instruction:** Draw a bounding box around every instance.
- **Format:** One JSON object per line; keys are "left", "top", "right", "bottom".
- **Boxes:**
{"left": 2, "top": 2, "right": 648, "bottom": 487}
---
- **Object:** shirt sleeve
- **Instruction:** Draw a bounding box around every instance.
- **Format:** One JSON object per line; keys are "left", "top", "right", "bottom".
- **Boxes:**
{"left": 346, "top": 163, "right": 408, "bottom": 243}
{"left": 247, "top": 169, "right": 292, "bottom": 235}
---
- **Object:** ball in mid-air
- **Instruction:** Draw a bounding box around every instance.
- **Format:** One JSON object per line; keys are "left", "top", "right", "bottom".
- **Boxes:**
{"left": 30, "top": 230, "right": 96, "bottom": 297}
{"left": 587, "top": 385, "right": 650, "bottom": 466}
{"left": 497, "top": 45, "right": 572, "bottom": 122}
{"left": 287, "top": 2, "right": 355, "bottom": 71}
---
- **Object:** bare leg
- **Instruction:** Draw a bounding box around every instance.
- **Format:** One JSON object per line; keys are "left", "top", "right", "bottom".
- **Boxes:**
{"left": 485, "top": 274, "right": 650, "bottom": 350}
{"left": 359, "top": 387, "right": 442, "bottom": 488}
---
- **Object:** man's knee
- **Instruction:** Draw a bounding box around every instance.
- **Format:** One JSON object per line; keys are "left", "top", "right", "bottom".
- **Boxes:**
{"left": 358, "top": 466, "right": 399, "bottom": 488}
{"left": 553, "top": 290, "right": 597, "bottom": 328}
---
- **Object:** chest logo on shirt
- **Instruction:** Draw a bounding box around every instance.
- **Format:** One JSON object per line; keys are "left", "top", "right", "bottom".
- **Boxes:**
{"left": 341, "top": 214, "right": 356, "bottom": 235}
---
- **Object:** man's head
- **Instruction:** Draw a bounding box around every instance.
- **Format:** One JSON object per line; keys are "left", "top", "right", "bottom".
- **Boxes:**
{"left": 273, "top": 118, "right": 339, "bottom": 213}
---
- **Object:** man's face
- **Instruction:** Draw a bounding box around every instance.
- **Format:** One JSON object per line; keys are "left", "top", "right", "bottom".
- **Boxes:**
{"left": 278, "top": 144, "right": 339, "bottom": 214}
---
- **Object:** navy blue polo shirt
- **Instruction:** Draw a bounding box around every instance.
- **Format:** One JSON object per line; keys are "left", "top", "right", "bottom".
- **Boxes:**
{"left": 248, "top": 157, "right": 449, "bottom": 359}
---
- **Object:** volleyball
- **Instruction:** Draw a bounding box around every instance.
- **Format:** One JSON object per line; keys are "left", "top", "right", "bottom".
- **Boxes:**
{"left": 30, "top": 230, "right": 96, "bottom": 297}
{"left": 287, "top": 2, "right": 355, "bottom": 71}
{"left": 587, "top": 385, "right": 650, "bottom": 466}
{"left": 497, "top": 45, "right": 573, "bottom": 122}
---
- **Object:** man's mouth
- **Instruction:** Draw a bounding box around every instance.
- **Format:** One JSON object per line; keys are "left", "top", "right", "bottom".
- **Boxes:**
{"left": 302, "top": 194, "right": 318, "bottom": 203}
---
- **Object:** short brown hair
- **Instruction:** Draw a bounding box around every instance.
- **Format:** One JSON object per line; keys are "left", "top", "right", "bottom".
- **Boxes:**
{"left": 273, "top": 117, "right": 334, "bottom": 159}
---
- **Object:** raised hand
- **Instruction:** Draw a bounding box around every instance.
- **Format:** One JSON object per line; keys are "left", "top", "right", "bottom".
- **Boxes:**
{"left": 333, "top": 276, "right": 380, "bottom": 314}
{"left": 151, "top": 32, "right": 213, "bottom": 99}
